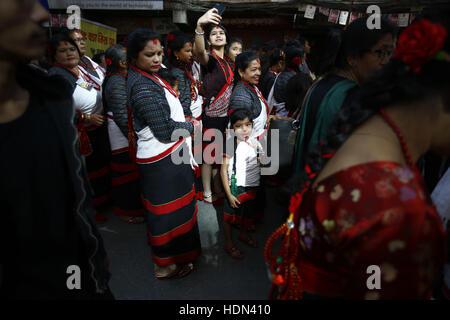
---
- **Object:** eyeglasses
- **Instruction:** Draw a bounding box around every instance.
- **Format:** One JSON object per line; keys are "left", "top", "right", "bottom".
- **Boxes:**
{"left": 73, "top": 37, "right": 86, "bottom": 43}
{"left": 369, "top": 49, "right": 394, "bottom": 60}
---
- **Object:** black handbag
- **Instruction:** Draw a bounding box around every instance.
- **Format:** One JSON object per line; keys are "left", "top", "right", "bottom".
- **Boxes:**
{"left": 264, "top": 115, "right": 301, "bottom": 178}
{"left": 264, "top": 82, "right": 317, "bottom": 178}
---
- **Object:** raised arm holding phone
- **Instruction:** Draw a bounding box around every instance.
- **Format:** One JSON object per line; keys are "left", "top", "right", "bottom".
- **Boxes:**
{"left": 193, "top": 6, "right": 234, "bottom": 205}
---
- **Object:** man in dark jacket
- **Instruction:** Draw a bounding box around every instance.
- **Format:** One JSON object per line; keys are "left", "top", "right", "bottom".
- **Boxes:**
{"left": 0, "top": 0, "right": 112, "bottom": 299}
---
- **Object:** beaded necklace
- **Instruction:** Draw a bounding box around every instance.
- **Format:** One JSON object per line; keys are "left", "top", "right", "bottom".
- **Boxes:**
{"left": 176, "top": 64, "right": 200, "bottom": 101}
{"left": 379, "top": 108, "right": 414, "bottom": 168}
{"left": 129, "top": 64, "right": 179, "bottom": 98}
{"left": 211, "top": 50, "right": 233, "bottom": 85}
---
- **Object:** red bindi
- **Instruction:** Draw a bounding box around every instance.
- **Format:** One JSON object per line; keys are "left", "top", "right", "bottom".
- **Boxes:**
{"left": 64, "top": 41, "right": 68, "bottom": 46}
{"left": 153, "top": 39, "right": 158, "bottom": 45}
{"left": 188, "top": 43, "right": 192, "bottom": 47}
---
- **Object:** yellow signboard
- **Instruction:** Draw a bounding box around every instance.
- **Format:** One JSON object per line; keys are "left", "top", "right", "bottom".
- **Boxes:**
{"left": 79, "top": 18, "right": 117, "bottom": 58}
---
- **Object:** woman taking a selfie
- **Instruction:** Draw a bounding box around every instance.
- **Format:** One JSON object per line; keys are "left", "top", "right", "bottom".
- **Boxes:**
{"left": 194, "top": 7, "right": 234, "bottom": 204}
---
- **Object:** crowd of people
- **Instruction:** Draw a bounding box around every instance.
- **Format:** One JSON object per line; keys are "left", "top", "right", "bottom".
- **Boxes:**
{"left": 1, "top": 0, "right": 449, "bottom": 300}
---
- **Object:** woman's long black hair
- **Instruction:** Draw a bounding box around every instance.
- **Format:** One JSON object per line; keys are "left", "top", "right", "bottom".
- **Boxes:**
{"left": 288, "top": 10, "right": 450, "bottom": 196}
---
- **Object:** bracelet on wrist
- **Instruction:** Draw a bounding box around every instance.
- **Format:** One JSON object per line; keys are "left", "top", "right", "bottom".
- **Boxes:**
{"left": 195, "top": 28, "right": 205, "bottom": 35}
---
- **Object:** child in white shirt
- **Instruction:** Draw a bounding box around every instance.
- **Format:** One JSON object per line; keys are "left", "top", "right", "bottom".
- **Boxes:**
{"left": 221, "top": 109, "right": 263, "bottom": 259}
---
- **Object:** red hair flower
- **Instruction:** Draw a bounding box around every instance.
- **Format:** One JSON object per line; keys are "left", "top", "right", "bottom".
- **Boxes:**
{"left": 167, "top": 33, "right": 174, "bottom": 42}
{"left": 291, "top": 56, "right": 302, "bottom": 66}
{"left": 392, "top": 19, "right": 447, "bottom": 73}
{"left": 106, "top": 58, "right": 112, "bottom": 66}
{"left": 167, "top": 48, "right": 172, "bottom": 55}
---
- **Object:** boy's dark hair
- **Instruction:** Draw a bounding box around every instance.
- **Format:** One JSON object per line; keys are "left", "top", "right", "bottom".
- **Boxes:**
{"left": 230, "top": 109, "right": 254, "bottom": 128}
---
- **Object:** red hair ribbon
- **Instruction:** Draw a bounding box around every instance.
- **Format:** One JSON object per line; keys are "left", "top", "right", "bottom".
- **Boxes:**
{"left": 167, "top": 33, "right": 174, "bottom": 42}
{"left": 167, "top": 49, "right": 172, "bottom": 55}
{"left": 321, "top": 152, "right": 335, "bottom": 159}
{"left": 106, "top": 58, "right": 112, "bottom": 66}
{"left": 227, "top": 109, "right": 234, "bottom": 116}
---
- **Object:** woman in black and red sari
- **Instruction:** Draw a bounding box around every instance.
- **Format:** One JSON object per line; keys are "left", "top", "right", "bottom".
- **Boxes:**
{"left": 194, "top": 8, "right": 234, "bottom": 204}
{"left": 126, "top": 28, "right": 202, "bottom": 279}
{"left": 103, "top": 44, "right": 144, "bottom": 224}
{"left": 66, "top": 28, "right": 111, "bottom": 219}
{"left": 48, "top": 33, "right": 110, "bottom": 222}
{"left": 227, "top": 51, "right": 269, "bottom": 232}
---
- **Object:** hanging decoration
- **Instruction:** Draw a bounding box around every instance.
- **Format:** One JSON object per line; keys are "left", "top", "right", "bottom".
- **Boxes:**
{"left": 302, "top": 3, "right": 421, "bottom": 27}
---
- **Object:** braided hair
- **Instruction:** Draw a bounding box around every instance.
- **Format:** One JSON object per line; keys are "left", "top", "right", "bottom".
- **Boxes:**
{"left": 104, "top": 44, "right": 126, "bottom": 75}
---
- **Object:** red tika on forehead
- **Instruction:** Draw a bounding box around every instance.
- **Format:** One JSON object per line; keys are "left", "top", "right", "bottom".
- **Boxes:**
{"left": 256, "top": 58, "right": 260, "bottom": 64}
{"left": 64, "top": 41, "right": 69, "bottom": 46}
{"left": 188, "top": 42, "right": 193, "bottom": 47}
{"left": 74, "top": 30, "right": 81, "bottom": 35}
{"left": 153, "top": 39, "right": 158, "bottom": 45}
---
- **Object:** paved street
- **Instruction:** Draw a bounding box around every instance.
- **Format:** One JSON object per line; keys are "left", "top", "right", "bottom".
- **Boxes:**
{"left": 99, "top": 186, "right": 287, "bottom": 300}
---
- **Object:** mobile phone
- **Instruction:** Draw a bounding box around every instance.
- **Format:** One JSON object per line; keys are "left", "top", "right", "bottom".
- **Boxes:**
{"left": 213, "top": 3, "right": 226, "bottom": 16}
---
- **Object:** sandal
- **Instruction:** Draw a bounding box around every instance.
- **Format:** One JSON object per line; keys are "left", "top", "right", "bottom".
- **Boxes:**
{"left": 155, "top": 263, "right": 193, "bottom": 280}
{"left": 224, "top": 246, "right": 244, "bottom": 259}
{"left": 120, "top": 216, "right": 145, "bottom": 224}
{"left": 203, "top": 192, "right": 213, "bottom": 204}
{"left": 239, "top": 235, "right": 258, "bottom": 248}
